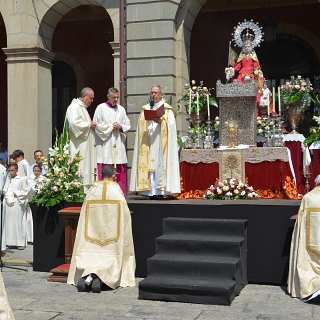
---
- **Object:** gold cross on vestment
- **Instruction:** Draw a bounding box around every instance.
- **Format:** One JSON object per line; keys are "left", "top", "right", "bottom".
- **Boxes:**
{"left": 151, "top": 158, "right": 155, "bottom": 163}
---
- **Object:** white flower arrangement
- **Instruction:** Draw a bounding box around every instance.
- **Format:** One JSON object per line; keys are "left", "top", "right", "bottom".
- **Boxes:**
{"left": 203, "top": 178, "right": 259, "bottom": 200}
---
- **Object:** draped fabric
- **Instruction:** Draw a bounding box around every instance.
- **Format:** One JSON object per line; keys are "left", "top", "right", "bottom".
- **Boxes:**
{"left": 0, "top": 272, "right": 14, "bottom": 320}
{"left": 288, "top": 187, "right": 320, "bottom": 299}
{"left": 179, "top": 161, "right": 300, "bottom": 199}
{"left": 65, "top": 98, "right": 95, "bottom": 186}
{"left": 129, "top": 102, "right": 180, "bottom": 195}
{"left": 67, "top": 181, "right": 135, "bottom": 289}
{"left": 285, "top": 141, "right": 305, "bottom": 195}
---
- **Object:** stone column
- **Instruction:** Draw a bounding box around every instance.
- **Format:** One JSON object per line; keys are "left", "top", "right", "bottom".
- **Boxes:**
{"left": 110, "top": 41, "right": 121, "bottom": 94}
{"left": 125, "top": 1, "right": 180, "bottom": 179}
{"left": 3, "top": 47, "right": 55, "bottom": 162}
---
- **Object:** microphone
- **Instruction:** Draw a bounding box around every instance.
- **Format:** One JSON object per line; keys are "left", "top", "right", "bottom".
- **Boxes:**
{"left": 150, "top": 101, "right": 154, "bottom": 109}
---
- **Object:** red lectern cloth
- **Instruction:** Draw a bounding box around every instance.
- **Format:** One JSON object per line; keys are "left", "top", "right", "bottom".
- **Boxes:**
{"left": 179, "top": 160, "right": 300, "bottom": 200}
{"left": 284, "top": 141, "right": 306, "bottom": 195}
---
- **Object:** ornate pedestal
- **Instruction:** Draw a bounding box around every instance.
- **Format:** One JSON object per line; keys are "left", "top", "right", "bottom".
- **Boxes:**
{"left": 216, "top": 80, "right": 257, "bottom": 146}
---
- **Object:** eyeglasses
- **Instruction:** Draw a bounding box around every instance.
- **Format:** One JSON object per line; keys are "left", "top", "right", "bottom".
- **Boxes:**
{"left": 150, "top": 92, "right": 161, "bottom": 95}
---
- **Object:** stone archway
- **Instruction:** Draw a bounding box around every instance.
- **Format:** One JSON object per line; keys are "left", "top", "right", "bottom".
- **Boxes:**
{"left": 0, "top": 0, "right": 119, "bottom": 161}
{"left": 52, "top": 52, "right": 85, "bottom": 98}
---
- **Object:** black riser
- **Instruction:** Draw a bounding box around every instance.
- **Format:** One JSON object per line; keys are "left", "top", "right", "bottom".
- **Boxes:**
{"left": 139, "top": 279, "right": 236, "bottom": 305}
{"left": 163, "top": 218, "right": 248, "bottom": 237}
{"left": 155, "top": 237, "right": 243, "bottom": 257}
{"left": 147, "top": 257, "right": 240, "bottom": 279}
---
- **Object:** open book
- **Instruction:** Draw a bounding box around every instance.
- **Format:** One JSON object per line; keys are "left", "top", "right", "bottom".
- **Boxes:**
{"left": 144, "top": 104, "right": 165, "bottom": 121}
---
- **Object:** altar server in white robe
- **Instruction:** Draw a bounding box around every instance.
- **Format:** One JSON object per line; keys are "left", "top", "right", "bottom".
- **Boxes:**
{"left": 5, "top": 163, "right": 29, "bottom": 249}
{"left": 67, "top": 165, "right": 135, "bottom": 293}
{"left": 65, "top": 87, "right": 96, "bottom": 187}
{"left": 130, "top": 85, "right": 180, "bottom": 199}
{"left": 0, "top": 161, "right": 9, "bottom": 256}
{"left": 0, "top": 271, "right": 14, "bottom": 320}
{"left": 11, "top": 150, "right": 33, "bottom": 243}
{"left": 93, "top": 87, "right": 130, "bottom": 196}
{"left": 288, "top": 174, "right": 320, "bottom": 300}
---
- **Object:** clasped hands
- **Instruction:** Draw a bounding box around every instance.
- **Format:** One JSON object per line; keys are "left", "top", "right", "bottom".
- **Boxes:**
{"left": 113, "top": 122, "right": 122, "bottom": 131}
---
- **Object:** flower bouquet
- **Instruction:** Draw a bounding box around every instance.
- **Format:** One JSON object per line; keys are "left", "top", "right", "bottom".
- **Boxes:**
{"left": 304, "top": 115, "right": 320, "bottom": 145}
{"left": 281, "top": 75, "right": 314, "bottom": 107}
{"left": 177, "top": 80, "right": 218, "bottom": 114}
{"left": 31, "top": 125, "right": 86, "bottom": 208}
{"left": 203, "top": 178, "right": 259, "bottom": 200}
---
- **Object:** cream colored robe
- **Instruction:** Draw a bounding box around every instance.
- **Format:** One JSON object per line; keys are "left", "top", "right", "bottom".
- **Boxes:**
{"left": 0, "top": 165, "right": 9, "bottom": 251}
{"left": 288, "top": 186, "right": 320, "bottom": 299}
{"left": 129, "top": 101, "right": 181, "bottom": 195}
{"left": 0, "top": 272, "right": 14, "bottom": 320}
{"left": 93, "top": 103, "right": 130, "bottom": 164}
{"left": 17, "top": 159, "right": 33, "bottom": 243}
{"left": 65, "top": 98, "right": 95, "bottom": 186}
{"left": 67, "top": 181, "right": 136, "bottom": 289}
{"left": 5, "top": 176, "right": 29, "bottom": 247}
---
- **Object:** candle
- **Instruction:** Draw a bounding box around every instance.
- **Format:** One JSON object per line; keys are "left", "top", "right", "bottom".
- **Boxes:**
{"left": 278, "top": 86, "right": 281, "bottom": 113}
{"left": 189, "top": 89, "right": 192, "bottom": 114}
{"left": 305, "top": 144, "right": 309, "bottom": 175}
{"left": 196, "top": 92, "right": 199, "bottom": 116}
{"left": 113, "top": 144, "right": 116, "bottom": 168}
{"left": 93, "top": 144, "right": 96, "bottom": 169}
{"left": 272, "top": 87, "right": 275, "bottom": 111}
{"left": 207, "top": 94, "right": 210, "bottom": 118}
{"left": 267, "top": 93, "right": 270, "bottom": 117}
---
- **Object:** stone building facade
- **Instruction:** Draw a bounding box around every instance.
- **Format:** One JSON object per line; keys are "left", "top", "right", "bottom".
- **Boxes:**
{"left": 0, "top": 0, "right": 319, "bottom": 178}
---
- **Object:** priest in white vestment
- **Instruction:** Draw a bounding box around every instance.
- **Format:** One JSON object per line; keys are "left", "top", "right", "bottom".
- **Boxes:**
{"left": 67, "top": 166, "right": 135, "bottom": 293}
{"left": 129, "top": 85, "right": 181, "bottom": 199}
{"left": 65, "top": 87, "right": 96, "bottom": 187}
{"left": 5, "top": 163, "right": 29, "bottom": 249}
{"left": 93, "top": 87, "right": 130, "bottom": 196}
{"left": 0, "top": 271, "right": 14, "bottom": 320}
{"left": 11, "top": 150, "right": 33, "bottom": 243}
{"left": 288, "top": 174, "right": 320, "bottom": 300}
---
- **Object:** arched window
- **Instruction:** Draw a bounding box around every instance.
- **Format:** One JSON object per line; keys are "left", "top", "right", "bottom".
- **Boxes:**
{"left": 52, "top": 61, "right": 77, "bottom": 142}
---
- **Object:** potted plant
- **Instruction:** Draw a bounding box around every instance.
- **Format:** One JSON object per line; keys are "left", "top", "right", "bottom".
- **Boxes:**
{"left": 30, "top": 124, "right": 86, "bottom": 272}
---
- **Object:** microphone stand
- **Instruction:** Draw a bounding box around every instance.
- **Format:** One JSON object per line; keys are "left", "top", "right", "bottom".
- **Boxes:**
{"left": 0, "top": 169, "right": 27, "bottom": 271}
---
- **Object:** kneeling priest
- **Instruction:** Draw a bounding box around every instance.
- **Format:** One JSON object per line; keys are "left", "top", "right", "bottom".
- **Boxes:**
{"left": 67, "top": 166, "right": 136, "bottom": 293}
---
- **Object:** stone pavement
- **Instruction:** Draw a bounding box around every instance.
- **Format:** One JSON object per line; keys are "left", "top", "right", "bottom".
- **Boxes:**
{"left": 1, "top": 245, "right": 320, "bottom": 320}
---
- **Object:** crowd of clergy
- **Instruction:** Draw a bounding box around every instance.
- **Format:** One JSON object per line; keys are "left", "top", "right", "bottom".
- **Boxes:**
{"left": 1, "top": 83, "right": 320, "bottom": 306}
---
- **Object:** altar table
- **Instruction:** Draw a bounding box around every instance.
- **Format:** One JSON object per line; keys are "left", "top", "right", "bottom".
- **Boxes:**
{"left": 179, "top": 147, "right": 300, "bottom": 199}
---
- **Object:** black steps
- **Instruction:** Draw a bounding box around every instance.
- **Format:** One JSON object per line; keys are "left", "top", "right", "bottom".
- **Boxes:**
{"left": 139, "top": 217, "right": 248, "bottom": 305}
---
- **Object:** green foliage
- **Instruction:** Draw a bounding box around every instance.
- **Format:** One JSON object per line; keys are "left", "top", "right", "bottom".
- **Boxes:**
{"left": 31, "top": 121, "right": 86, "bottom": 208}
{"left": 177, "top": 80, "right": 218, "bottom": 114}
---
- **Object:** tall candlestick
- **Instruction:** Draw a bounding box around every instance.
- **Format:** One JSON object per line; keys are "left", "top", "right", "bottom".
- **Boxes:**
{"left": 189, "top": 89, "right": 192, "bottom": 114}
{"left": 207, "top": 94, "right": 210, "bottom": 117}
{"left": 113, "top": 144, "right": 116, "bottom": 168}
{"left": 196, "top": 92, "right": 199, "bottom": 116}
{"left": 278, "top": 86, "right": 281, "bottom": 113}
{"left": 93, "top": 143, "right": 96, "bottom": 169}
{"left": 267, "top": 93, "right": 270, "bottom": 117}
{"left": 305, "top": 144, "right": 309, "bottom": 175}
{"left": 272, "top": 87, "right": 275, "bottom": 112}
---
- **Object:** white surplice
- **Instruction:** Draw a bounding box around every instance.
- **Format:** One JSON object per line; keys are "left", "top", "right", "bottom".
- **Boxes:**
{"left": 288, "top": 186, "right": 320, "bottom": 299}
{"left": 5, "top": 176, "right": 29, "bottom": 247}
{"left": 65, "top": 98, "right": 95, "bottom": 186}
{"left": 93, "top": 103, "right": 130, "bottom": 165}
{"left": 129, "top": 100, "right": 181, "bottom": 196}
{"left": 16, "top": 159, "right": 33, "bottom": 243}
{"left": 0, "top": 166, "right": 9, "bottom": 251}
{"left": 67, "top": 181, "right": 136, "bottom": 289}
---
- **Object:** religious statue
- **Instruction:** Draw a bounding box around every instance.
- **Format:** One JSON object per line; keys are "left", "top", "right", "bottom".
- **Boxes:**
{"left": 225, "top": 20, "right": 265, "bottom": 115}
